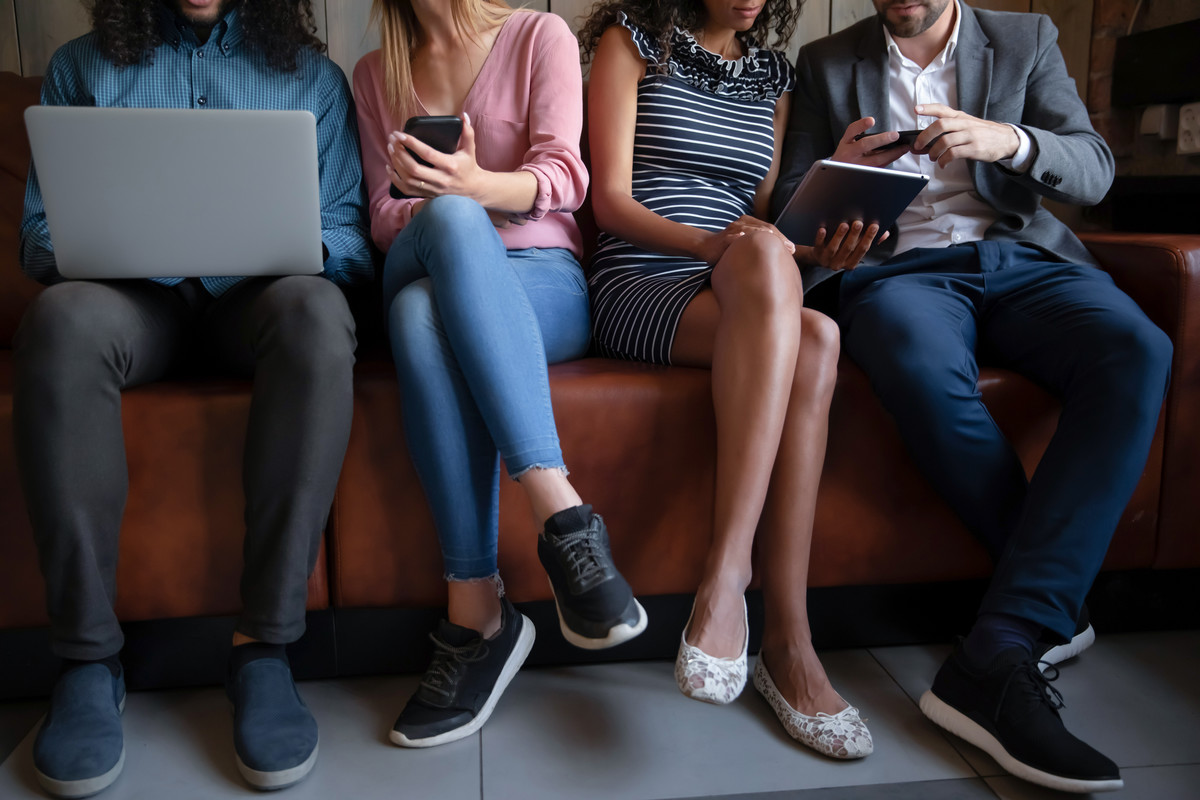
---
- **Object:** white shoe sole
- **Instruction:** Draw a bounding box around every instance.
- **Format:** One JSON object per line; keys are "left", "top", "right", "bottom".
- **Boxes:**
{"left": 1039, "top": 624, "right": 1096, "bottom": 671}
{"left": 919, "top": 689, "right": 1123, "bottom": 793}
{"left": 35, "top": 749, "right": 125, "bottom": 799}
{"left": 34, "top": 689, "right": 127, "bottom": 799}
{"left": 390, "top": 613, "right": 536, "bottom": 748}
{"left": 555, "top": 595, "right": 648, "bottom": 650}
{"left": 236, "top": 741, "right": 318, "bottom": 791}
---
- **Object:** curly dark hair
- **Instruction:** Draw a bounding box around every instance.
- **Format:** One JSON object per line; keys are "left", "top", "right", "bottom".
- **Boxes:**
{"left": 579, "top": 0, "right": 802, "bottom": 65}
{"left": 88, "top": 0, "right": 325, "bottom": 72}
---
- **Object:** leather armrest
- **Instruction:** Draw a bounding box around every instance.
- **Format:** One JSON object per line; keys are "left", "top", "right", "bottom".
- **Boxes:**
{"left": 1081, "top": 232, "right": 1200, "bottom": 568}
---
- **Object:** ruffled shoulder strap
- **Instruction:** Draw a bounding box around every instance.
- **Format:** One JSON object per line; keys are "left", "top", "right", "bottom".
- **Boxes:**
{"left": 615, "top": 11, "right": 666, "bottom": 67}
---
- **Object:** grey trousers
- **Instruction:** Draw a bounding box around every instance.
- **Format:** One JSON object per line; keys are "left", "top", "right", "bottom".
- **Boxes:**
{"left": 12, "top": 276, "right": 357, "bottom": 660}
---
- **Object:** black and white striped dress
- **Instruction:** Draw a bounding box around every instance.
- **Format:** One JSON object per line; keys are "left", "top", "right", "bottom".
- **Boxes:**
{"left": 587, "top": 15, "right": 795, "bottom": 364}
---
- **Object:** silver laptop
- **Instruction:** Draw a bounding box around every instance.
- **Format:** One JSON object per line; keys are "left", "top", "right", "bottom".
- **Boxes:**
{"left": 24, "top": 106, "right": 324, "bottom": 279}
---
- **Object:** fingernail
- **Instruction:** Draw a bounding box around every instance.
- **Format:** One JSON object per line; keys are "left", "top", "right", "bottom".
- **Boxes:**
{"left": 915, "top": 104, "right": 924, "bottom": 113}
{"left": 462, "top": 112, "right": 471, "bottom": 125}
{"left": 387, "top": 143, "right": 394, "bottom": 153}
{"left": 396, "top": 133, "right": 408, "bottom": 142}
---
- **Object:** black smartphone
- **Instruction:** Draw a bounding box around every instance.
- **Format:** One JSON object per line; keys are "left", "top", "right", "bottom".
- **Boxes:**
{"left": 389, "top": 115, "right": 464, "bottom": 199}
{"left": 854, "top": 128, "right": 923, "bottom": 152}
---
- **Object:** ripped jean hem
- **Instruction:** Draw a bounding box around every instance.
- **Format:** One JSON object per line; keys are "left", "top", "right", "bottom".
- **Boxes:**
{"left": 442, "top": 572, "right": 506, "bottom": 597}
{"left": 508, "top": 462, "right": 570, "bottom": 481}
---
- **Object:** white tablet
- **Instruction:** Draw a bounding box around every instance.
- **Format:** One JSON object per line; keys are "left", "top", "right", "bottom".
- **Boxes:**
{"left": 25, "top": 106, "right": 325, "bottom": 280}
{"left": 773, "top": 159, "right": 929, "bottom": 247}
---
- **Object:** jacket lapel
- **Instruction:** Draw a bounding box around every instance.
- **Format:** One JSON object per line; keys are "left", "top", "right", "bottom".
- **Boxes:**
{"left": 955, "top": 3, "right": 993, "bottom": 122}
{"left": 853, "top": 22, "right": 891, "bottom": 132}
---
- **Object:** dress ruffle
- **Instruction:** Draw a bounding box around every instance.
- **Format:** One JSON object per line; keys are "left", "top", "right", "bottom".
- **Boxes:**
{"left": 616, "top": 11, "right": 795, "bottom": 102}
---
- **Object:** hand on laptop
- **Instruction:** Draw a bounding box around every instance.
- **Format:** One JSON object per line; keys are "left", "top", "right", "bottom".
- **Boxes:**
{"left": 831, "top": 118, "right": 912, "bottom": 168}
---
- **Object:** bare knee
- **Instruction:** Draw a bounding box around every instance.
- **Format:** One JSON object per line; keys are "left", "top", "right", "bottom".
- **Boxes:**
{"left": 710, "top": 231, "right": 802, "bottom": 320}
{"left": 796, "top": 309, "right": 840, "bottom": 399}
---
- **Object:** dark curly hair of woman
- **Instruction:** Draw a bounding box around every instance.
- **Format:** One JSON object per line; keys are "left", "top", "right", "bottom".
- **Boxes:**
{"left": 89, "top": 0, "right": 325, "bottom": 72}
{"left": 579, "top": 0, "right": 802, "bottom": 66}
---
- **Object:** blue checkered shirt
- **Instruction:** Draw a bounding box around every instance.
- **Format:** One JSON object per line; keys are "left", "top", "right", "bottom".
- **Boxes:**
{"left": 19, "top": 7, "right": 373, "bottom": 294}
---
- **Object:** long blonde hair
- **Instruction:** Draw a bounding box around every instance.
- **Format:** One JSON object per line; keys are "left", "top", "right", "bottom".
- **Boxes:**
{"left": 372, "top": 0, "right": 516, "bottom": 118}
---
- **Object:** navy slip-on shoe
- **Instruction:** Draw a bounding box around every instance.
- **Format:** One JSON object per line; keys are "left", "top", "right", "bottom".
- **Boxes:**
{"left": 33, "top": 663, "right": 126, "bottom": 799}
{"left": 227, "top": 657, "right": 318, "bottom": 791}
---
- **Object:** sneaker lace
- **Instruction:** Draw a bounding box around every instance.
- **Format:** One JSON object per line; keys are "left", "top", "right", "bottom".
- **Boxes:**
{"left": 555, "top": 527, "right": 608, "bottom": 587}
{"left": 419, "top": 633, "right": 487, "bottom": 699}
{"left": 995, "top": 659, "right": 1065, "bottom": 724}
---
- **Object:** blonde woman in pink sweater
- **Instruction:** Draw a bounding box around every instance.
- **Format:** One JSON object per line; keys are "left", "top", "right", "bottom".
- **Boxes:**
{"left": 353, "top": 0, "right": 647, "bottom": 748}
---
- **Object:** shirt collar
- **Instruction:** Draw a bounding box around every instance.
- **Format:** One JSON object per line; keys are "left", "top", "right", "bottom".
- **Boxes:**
{"left": 883, "top": 0, "right": 962, "bottom": 69}
{"left": 156, "top": 3, "right": 244, "bottom": 54}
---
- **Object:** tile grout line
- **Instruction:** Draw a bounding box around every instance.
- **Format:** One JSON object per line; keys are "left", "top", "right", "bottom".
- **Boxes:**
{"left": 864, "top": 646, "right": 989, "bottom": 782}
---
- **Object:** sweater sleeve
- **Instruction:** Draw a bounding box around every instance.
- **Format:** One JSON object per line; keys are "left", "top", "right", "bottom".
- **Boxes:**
{"left": 514, "top": 14, "right": 588, "bottom": 220}
{"left": 352, "top": 52, "right": 422, "bottom": 253}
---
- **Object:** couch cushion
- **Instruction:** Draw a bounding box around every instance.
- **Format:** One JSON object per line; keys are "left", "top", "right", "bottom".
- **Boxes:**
{"left": 0, "top": 72, "right": 45, "bottom": 348}
{"left": 328, "top": 355, "right": 1162, "bottom": 610}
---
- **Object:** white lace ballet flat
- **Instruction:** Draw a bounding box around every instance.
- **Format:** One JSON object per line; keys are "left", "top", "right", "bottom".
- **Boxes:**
{"left": 674, "top": 598, "right": 748, "bottom": 705}
{"left": 753, "top": 658, "right": 873, "bottom": 759}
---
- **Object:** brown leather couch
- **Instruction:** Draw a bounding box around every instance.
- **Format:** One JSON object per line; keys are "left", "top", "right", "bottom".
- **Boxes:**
{"left": 3, "top": 71, "right": 1198, "bottom": 673}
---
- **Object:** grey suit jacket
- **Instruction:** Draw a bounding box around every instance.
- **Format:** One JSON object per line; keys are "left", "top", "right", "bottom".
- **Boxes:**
{"left": 772, "top": 2, "right": 1114, "bottom": 284}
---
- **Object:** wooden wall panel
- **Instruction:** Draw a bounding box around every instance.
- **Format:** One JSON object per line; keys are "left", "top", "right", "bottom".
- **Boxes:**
{"left": 832, "top": 0, "right": 876, "bottom": 32}
{"left": 548, "top": 0, "right": 591, "bottom": 35}
{"left": 1033, "top": 0, "right": 1093, "bottom": 101}
{"left": 325, "top": 0, "right": 377, "bottom": 78}
{"left": 1, "top": 0, "right": 20, "bottom": 74}
{"left": 791, "top": 0, "right": 831, "bottom": 61}
{"left": 14, "top": 0, "right": 89, "bottom": 77}
{"left": 972, "top": 0, "right": 1032, "bottom": 11}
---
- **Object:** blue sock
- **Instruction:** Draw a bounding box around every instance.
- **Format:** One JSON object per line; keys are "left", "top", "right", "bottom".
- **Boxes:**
{"left": 962, "top": 613, "right": 1042, "bottom": 670}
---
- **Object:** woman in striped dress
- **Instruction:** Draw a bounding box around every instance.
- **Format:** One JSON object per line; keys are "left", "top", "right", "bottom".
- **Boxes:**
{"left": 582, "top": 0, "right": 882, "bottom": 758}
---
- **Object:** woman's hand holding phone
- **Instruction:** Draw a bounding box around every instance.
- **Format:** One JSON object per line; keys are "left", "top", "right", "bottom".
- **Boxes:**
{"left": 386, "top": 112, "right": 484, "bottom": 200}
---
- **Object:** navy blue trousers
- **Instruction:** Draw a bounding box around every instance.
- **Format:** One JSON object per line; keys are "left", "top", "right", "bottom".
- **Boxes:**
{"left": 837, "top": 241, "right": 1172, "bottom": 641}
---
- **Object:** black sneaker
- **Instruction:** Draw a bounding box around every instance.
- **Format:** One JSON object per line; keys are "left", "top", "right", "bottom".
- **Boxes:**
{"left": 390, "top": 596, "right": 534, "bottom": 748}
{"left": 537, "top": 505, "right": 647, "bottom": 650}
{"left": 920, "top": 646, "right": 1122, "bottom": 793}
{"left": 1034, "top": 604, "right": 1095, "bottom": 670}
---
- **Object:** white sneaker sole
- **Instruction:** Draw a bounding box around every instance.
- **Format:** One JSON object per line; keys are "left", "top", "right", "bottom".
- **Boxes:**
{"left": 34, "top": 689, "right": 127, "bottom": 799}
{"left": 919, "top": 689, "right": 1123, "bottom": 793}
{"left": 236, "top": 741, "right": 318, "bottom": 791}
{"left": 1039, "top": 624, "right": 1096, "bottom": 671}
{"left": 549, "top": 579, "right": 648, "bottom": 650}
{"left": 389, "top": 613, "right": 536, "bottom": 748}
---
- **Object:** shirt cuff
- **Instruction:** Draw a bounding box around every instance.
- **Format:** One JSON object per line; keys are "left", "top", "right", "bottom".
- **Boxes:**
{"left": 1000, "top": 124, "right": 1034, "bottom": 173}
{"left": 517, "top": 164, "right": 552, "bottom": 221}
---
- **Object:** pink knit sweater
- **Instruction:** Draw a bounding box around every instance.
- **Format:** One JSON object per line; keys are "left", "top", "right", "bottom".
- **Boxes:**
{"left": 353, "top": 10, "right": 588, "bottom": 257}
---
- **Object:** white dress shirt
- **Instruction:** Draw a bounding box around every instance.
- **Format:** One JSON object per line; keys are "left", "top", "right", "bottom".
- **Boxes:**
{"left": 884, "top": 1, "right": 1033, "bottom": 255}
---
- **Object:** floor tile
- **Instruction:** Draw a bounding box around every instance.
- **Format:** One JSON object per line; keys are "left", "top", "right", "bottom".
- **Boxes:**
{"left": 479, "top": 652, "right": 975, "bottom": 800}
{"left": 871, "top": 631, "right": 1200, "bottom": 775}
{"left": 0, "top": 700, "right": 42, "bottom": 764}
{"left": 697, "top": 777, "right": 1000, "bottom": 799}
{"left": 986, "top": 764, "right": 1200, "bottom": 800}
{"left": 0, "top": 676, "right": 481, "bottom": 800}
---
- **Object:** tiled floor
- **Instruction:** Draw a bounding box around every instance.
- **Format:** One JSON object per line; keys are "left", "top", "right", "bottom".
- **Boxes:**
{"left": 1, "top": 630, "right": 1197, "bottom": 799}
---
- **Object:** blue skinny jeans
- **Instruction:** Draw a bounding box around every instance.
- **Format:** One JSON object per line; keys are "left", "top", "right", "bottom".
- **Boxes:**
{"left": 383, "top": 195, "right": 591, "bottom": 580}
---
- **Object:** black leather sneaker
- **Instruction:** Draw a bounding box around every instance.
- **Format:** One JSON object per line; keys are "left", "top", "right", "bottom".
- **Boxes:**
{"left": 1034, "top": 604, "right": 1095, "bottom": 670}
{"left": 920, "top": 646, "right": 1122, "bottom": 793}
{"left": 537, "top": 505, "right": 647, "bottom": 650}
{"left": 390, "top": 596, "right": 534, "bottom": 748}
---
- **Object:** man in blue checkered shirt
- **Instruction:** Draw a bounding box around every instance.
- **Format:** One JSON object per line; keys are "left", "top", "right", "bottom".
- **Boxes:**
{"left": 14, "top": 1, "right": 372, "bottom": 795}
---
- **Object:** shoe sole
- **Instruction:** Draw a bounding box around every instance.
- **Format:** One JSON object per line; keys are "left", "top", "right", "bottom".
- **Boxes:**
{"left": 919, "top": 689, "right": 1123, "bottom": 793}
{"left": 235, "top": 741, "right": 319, "bottom": 791}
{"left": 389, "top": 613, "right": 536, "bottom": 748}
{"left": 34, "top": 690, "right": 127, "bottom": 799}
{"left": 548, "top": 580, "right": 648, "bottom": 650}
{"left": 1039, "top": 624, "right": 1096, "bottom": 671}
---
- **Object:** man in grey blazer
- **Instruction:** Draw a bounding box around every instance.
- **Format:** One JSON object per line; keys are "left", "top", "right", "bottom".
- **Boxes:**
{"left": 771, "top": 1, "right": 1171, "bottom": 793}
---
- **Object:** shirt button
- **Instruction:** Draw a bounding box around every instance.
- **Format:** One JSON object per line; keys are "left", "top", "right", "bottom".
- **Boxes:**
{"left": 952, "top": 233, "right": 963, "bottom": 243}
{"left": 197, "top": 96, "right": 207, "bottom": 106}
{"left": 197, "top": 50, "right": 204, "bottom": 58}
